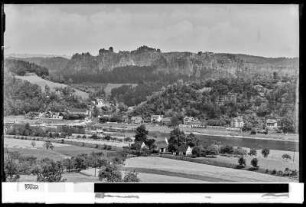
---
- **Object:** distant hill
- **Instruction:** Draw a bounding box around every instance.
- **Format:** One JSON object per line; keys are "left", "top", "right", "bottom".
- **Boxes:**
{"left": 61, "top": 46, "right": 298, "bottom": 83}
{"left": 14, "top": 74, "right": 89, "bottom": 100}
{"left": 7, "top": 46, "right": 299, "bottom": 84}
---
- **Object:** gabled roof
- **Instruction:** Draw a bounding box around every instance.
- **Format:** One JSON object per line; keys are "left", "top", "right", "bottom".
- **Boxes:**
{"left": 178, "top": 145, "right": 188, "bottom": 152}
{"left": 156, "top": 140, "right": 168, "bottom": 148}
{"left": 266, "top": 119, "right": 277, "bottom": 123}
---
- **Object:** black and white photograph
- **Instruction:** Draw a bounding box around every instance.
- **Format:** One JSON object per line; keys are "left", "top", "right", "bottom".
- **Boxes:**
{"left": 2, "top": 3, "right": 300, "bottom": 189}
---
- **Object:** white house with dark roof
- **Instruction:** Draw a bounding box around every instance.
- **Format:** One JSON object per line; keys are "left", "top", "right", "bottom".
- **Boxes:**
{"left": 266, "top": 119, "right": 278, "bottom": 129}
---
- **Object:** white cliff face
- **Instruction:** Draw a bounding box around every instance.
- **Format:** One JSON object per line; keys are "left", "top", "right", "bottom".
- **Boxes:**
{"left": 61, "top": 46, "right": 298, "bottom": 78}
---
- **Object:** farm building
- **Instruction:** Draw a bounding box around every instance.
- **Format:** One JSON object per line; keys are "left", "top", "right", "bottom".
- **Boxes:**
{"left": 131, "top": 116, "right": 143, "bottom": 124}
{"left": 161, "top": 117, "right": 171, "bottom": 125}
{"left": 185, "top": 146, "right": 193, "bottom": 156}
{"left": 230, "top": 116, "right": 244, "bottom": 128}
{"left": 266, "top": 119, "right": 278, "bottom": 129}
{"left": 151, "top": 115, "right": 164, "bottom": 123}
{"left": 155, "top": 139, "right": 168, "bottom": 153}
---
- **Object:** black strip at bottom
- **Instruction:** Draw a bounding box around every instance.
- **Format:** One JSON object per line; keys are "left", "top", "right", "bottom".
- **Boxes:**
{"left": 94, "top": 183, "right": 289, "bottom": 193}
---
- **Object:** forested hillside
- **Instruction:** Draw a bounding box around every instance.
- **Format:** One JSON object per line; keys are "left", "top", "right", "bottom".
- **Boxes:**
{"left": 131, "top": 75, "right": 297, "bottom": 132}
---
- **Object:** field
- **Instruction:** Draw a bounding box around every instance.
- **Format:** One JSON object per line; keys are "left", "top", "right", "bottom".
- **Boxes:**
{"left": 15, "top": 74, "right": 89, "bottom": 99}
{"left": 4, "top": 138, "right": 111, "bottom": 161}
{"left": 125, "top": 157, "right": 294, "bottom": 182}
{"left": 193, "top": 148, "right": 298, "bottom": 172}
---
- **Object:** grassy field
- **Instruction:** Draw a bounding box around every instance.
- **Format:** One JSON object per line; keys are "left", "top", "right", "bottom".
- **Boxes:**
{"left": 18, "top": 173, "right": 104, "bottom": 182}
{"left": 125, "top": 157, "right": 294, "bottom": 182}
{"left": 15, "top": 74, "right": 89, "bottom": 99}
{"left": 4, "top": 138, "right": 112, "bottom": 161}
{"left": 193, "top": 148, "right": 299, "bottom": 172}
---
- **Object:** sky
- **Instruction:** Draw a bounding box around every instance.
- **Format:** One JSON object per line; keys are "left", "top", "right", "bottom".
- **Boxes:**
{"left": 4, "top": 4, "right": 299, "bottom": 58}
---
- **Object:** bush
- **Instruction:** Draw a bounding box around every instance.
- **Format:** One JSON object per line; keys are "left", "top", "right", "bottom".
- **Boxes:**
{"left": 82, "top": 135, "right": 87, "bottom": 139}
{"left": 250, "top": 158, "right": 258, "bottom": 168}
{"left": 282, "top": 153, "right": 292, "bottom": 161}
{"left": 277, "top": 170, "right": 283, "bottom": 176}
{"left": 206, "top": 145, "right": 219, "bottom": 156}
{"left": 107, "top": 145, "right": 112, "bottom": 150}
{"left": 248, "top": 148, "right": 257, "bottom": 156}
{"left": 192, "top": 146, "right": 203, "bottom": 157}
{"left": 77, "top": 135, "right": 82, "bottom": 139}
{"left": 219, "top": 145, "right": 234, "bottom": 154}
{"left": 238, "top": 156, "right": 246, "bottom": 167}
{"left": 265, "top": 169, "right": 269, "bottom": 174}
{"left": 123, "top": 170, "right": 140, "bottom": 182}
{"left": 234, "top": 147, "right": 247, "bottom": 156}
{"left": 261, "top": 148, "right": 270, "bottom": 158}
{"left": 250, "top": 128, "right": 256, "bottom": 135}
{"left": 271, "top": 169, "right": 277, "bottom": 175}
{"left": 36, "top": 160, "right": 66, "bottom": 182}
{"left": 98, "top": 164, "right": 122, "bottom": 182}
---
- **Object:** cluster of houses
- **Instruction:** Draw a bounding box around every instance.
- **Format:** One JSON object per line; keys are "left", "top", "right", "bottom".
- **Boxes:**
{"left": 139, "top": 137, "right": 194, "bottom": 156}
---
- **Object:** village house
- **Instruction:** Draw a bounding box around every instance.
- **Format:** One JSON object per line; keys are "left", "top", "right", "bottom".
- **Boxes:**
{"left": 230, "top": 116, "right": 244, "bottom": 128}
{"left": 131, "top": 116, "right": 143, "bottom": 124}
{"left": 185, "top": 146, "right": 193, "bottom": 156}
{"left": 155, "top": 138, "right": 169, "bottom": 153}
{"left": 183, "top": 116, "right": 203, "bottom": 127}
{"left": 151, "top": 115, "right": 164, "bottom": 123}
{"left": 266, "top": 119, "right": 278, "bottom": 130}
{"left": 161, "top": 117, "right": 171, "bottom": 126}
{"left": 216, "top": 92, "right": 237, "bottom": 105}
{"left": 93, "top": 98, "right": 110, "bottom": 108}
{"left": 140, "top": 142, "right": 149, "bottom": 150}
{"left": 68, "top": 108, "right": 90, "bottom": 117}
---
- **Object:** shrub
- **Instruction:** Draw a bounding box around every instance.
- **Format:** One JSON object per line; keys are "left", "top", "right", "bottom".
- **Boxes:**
{"left": 250, "top": 128, "right": 256, "bottom": 135}
{"left": 192, "top": 146, "right": 203, "bottom": 157}
{"left": 234, "top": 147, "right": 247, "bottom": 156}
{"left": 36, "top": 161, "right": 66, "bottom": 182}
{"left": 77, "top": 135, "right": 82, "bottom": 139}
{"left": 250, "top": 158, "right": 258, "bottom": 168}
{"left": 276, "top": 170, "right": 284, "bottom": 176}
{"left": 271, "top": 169, "right": 277, "bottom": 175}
{"left": 107, "top": 145, "right": 112, "bottom": 150}
{"left": 248, "top": 148, "right": 257, "bottom": 156}
{"left": 265, "top": 169, "right": 269, "bottom": 174}
{"left": 219, "top": 145, "right": 234, "bottom": 154}
{"left": 82, "top": 135, "right": 87, "bottom": 139}
{"left": 206, "top": 145, "right": 219, "bottom": 156}
{"left": 282, "top": 154, "right": 292, "bottom": 161}
{"left": 238, "top": 156, "right": 246, "bottom": 167}
{"left": 98, "top": 164, "right": 122, "bottom": 182}
{"left": 261, "top": 148, "right": 270, "bottom": 158}
{"left": 123, "top": 170, "right": 140, "bottom": 182}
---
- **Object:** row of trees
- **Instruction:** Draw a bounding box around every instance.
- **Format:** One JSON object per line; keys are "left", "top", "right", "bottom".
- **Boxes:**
{"left": 5, "top": 59, "right": 49, "bottom": 77}
{"left": 4, "top": 149, "right": 139, "bottom": 183}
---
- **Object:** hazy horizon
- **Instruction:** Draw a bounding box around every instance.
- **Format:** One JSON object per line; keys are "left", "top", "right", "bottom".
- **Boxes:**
{"left": 4, "top": 4, "right": 299, "bottom": 58}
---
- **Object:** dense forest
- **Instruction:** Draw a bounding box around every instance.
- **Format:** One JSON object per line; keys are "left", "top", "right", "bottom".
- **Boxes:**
{"left": 3, "top": 72, "right": 88, "bottom": 116}
{"left": 5, "top": 59, "right": 49, "bottom": 77}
